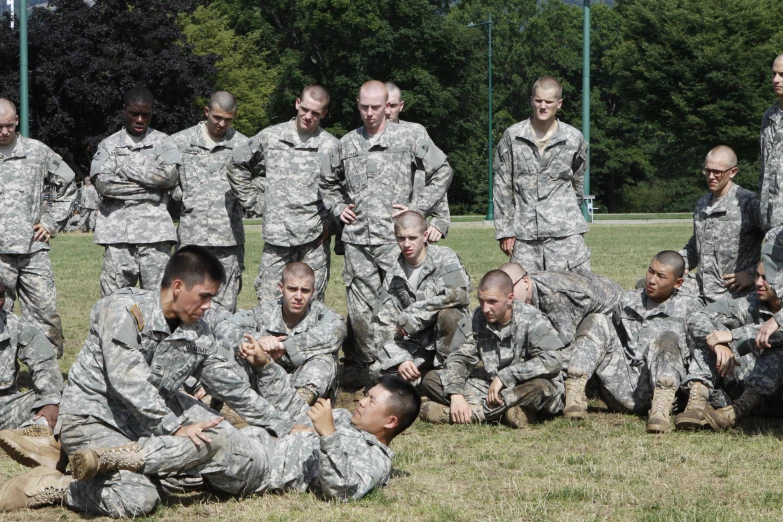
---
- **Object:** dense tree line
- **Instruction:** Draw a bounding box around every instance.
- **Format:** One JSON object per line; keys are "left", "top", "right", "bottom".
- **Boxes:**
{"left": 1, "top": 0, "right": 781, "bottom": 212}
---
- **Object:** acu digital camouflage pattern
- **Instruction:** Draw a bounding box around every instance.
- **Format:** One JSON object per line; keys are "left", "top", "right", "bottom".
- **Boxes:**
{"left": 90, "top": 128, "right": 181, "bottom": 246}
{"left": 256, "top": 237, "right": 329, "bottom": 303}
{"left": 493, "top": 119, "right": 588, "bottom": 242}
{"left": 213, "top": 298, "right": 346, "bottom": 399}
{"left": 679, "top": 182, "right": 762, "bottom": 303}
{"left": 171, "top": 122, "right": 248, "bottom": 247}
{"left": 372, "top": 245, "right": 470, "bottom": 375}
{"left": 59, "top": 287, "right": 295, "bottom": 439}
{"left": 759, "top": 103, "right": 783, "bottom": 304}
{"left": 512, "top": 234, "right": 591, "bottom": 273}
{"left": 80, "top": 184, "right": 99, "bottom": 210}
{"left": 435, "top": 300, "right": 566, "bottom": 418}
{"left": 0, "top": 310, "right": 63, "bottom": 430}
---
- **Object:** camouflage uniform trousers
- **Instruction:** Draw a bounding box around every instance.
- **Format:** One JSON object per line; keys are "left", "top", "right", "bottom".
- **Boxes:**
{"left": 179, "top": 245, "right": 244, "bottom": 314}
{"left": 761, "top": 226, "right": 783, "bottom": 300}
{"left": 100, "top": 242, "right": 174, "bottom": 297}
{"left": 281, "top": 353, "right": 338, "bottom": 401}
{"left": 683, "top": 344, "right": 757, "bottom": 408}
{"left": 0, "top": 251, "right": 64, "bottom": 356}
{"left": 78, "top": 210, "right": 97, "bottom": 232}
{"left": 511, "top": 234, "right": 591, "bottom": 274}
{"left": 0, "top": 390, "right": 50, "bottom": 431}
{"left": 372, "top": 308, "right": 464, "bottom": 387}
{"left": 744, "top": 347, "right": 783, "bottom": 397}
{"left": 255, "top": 237, "right": 330, "bottom": 303}
{"left": 342, "top": 243, "right": 400, "bottom": 365}
{"left": 567, "top": 313, "right": 684, "bottom": 413}
{"left": 420, "top": 370, "right": 563, "bottom": 422}
{"left": 59, "top": 392, "right": 267, "bottom": 519}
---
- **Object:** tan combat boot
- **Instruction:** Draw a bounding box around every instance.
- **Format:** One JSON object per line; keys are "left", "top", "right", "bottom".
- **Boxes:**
{"left": 674, "top": 381, "right": 712, "bottom": 430}
{"left": 296, "top": 387, "right": 318, "bottom": 406}
{"left": 219, "top": 405, "right": 248, "bottom": 429}
{"left": 0, "top": 425, "right": 68, "bottom": 472}
{"left": 703, "top": 389, "right": 761, "bottom": 431}
{"left": 646, "top": 377, "right": 677, "bottom": 433}
{"left": 70, "top": 442, "right": 145, "bottom": 481}
{"left": 418, "top": 402, "right": 450, "bottom": 424}
{"left": 0, "top": 466, "right": 72, "bottom": 511}
{"left": 503, "top": 405, "right": 538, "bottom": 429}
{"left": 563, "top": 369, "right": 588, "bottom": 420}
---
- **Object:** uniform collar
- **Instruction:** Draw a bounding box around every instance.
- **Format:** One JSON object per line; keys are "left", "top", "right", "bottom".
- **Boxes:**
{"left": 189, "top": 122, "right": 236, "bottom": 150}
{"left": 514, "top": 118, "right": 567, "bottom": 148}
{"left": 1, "top": 134, "right": 27, "bottom": 159}
{"left": 278, "top": 118, "right": 321, "bottom": 148}
{"left": 265, "top": 299, "right": 311, "bottom": 334}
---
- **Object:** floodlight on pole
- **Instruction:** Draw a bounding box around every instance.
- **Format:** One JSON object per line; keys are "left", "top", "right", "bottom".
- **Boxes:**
{"left": 467, "top": 14, "right": 494, "bottom": 221}
{"left": 19, "top": 0, "right": 28, "bottom": 137}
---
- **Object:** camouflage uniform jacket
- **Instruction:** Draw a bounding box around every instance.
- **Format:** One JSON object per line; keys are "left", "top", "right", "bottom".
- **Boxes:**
{"left": 440, "top": 301, "right": 565, "bottom": 397}
{"left": 320, "top": 122, "right": 452, "bottom": 245}
{"left": 0, "top": 135, "right": 76, "bottom": 254}
{"left": 90, "top": 128, "right": 181, "bottom": 245}
{"left": 759, "top": 102, "right": 783, "bottom": 230}
{"left": 493, "top": 119, "right": 588, "bottom": 240}
{"left": 0, "top": 310, "right": 63, "bottom": 408}
{"left": 679, "top": 182, "right": 762, "bottom": 303}
{"left": 229, "top": 119, "right": 337, "bottom": 247}
{"left": 704, "top": 294, "right": 782, "bottom": 356}
{"left": 60, "top": 288, "right": 294, "bottom": 437}
{"left": 249, "top": 361, "right": 393, "bottom": 500}
{"left": 373, "top": 245, "right": 470, "bottom": 370}
{"left": 530, "top": 270, "right": 623, "bottom": 345}
{"left": 618, "top": 289, "right": 714, "bottom": 364}
{"left": 171, "top": 123, "right": 248, "bottom": 247}
{"left": 81, "top": 185, "right": 99, "bottom": 210}
{"left": 397, "top": 119, "right": 450, "bottom": 237}
{"left": 213, "top": 298, "right": 346, "bottom": 374}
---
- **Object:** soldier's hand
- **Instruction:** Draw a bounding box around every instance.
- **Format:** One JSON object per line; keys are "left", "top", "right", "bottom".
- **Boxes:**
{"left": 32, "top": 223, "right": 51, "bottom": 243}
{"left": 714, "top": 344, "right": 736, "bottom": 377}
{"left": 33, "top": 404, "right": 59, "bottom": 429}
{"left": 449, "top": 394, "right": 473, "bottom": 424}
{"left": 238, "top": 334, "right": 272, "bottom": 367}
{"left": 175, "top": 417, "right": 223, "bottom": 446}
{"left": 756, "top": 316, "right": 780, "bottom": 350}
{"left": 723, "top": 271, "right": 753, "bottom": 292}
{"left": 340, "top": 204, "right": 357, "bottom": 224}
{"left": 706, "top": 330, "right": 733, "bottom": 349}
{"left": 499, "top": 237, "right": 515, "bottom": 256}
{"left": 307, "top": 398, "right": 337, "bottom": 437}
{"left": 257, "top": 335, "right": 287, "bottom": 355}
{"left": 487, "top": 376, "right": 506, "bottom": 407}
{"left": 391, "top": 204, "right": 409, "bottom": 218}
{"left": 395, "top": 324, "right": 408, "bottom": 338}
{"left": 426, "top": 225, "right": 443, "bottom": 243}
{"left": 193, "top": 386, "right": 207, "bottom": 400}
{"left": 397, "top": 360, "right": 420, "bottom": 381}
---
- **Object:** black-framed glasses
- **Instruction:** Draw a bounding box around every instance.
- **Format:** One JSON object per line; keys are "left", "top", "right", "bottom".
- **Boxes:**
{"left": 701, "top": 167, "right": 734, "bottom": 179}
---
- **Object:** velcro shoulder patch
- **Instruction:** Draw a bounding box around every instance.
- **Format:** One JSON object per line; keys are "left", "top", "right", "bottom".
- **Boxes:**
{"left": 129, "top": 304, "right": 145, "bottom": 331}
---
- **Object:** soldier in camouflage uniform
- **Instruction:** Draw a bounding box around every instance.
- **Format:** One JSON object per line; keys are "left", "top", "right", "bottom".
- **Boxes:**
{"left": 678, "top": 146, "right": 762, "bottom": 304}
{"left": 90, "top": 86, "right": 181, "bottom": 296}
{"left": 371, "top": 211, "right": 469, "bottom": 384}
{"left": 171, "top": 91, "right": 248, "bottom": 313}
{"left": 229, "top": 85, "right": 336, "bottom": 303}
{"left": 320, "top": 81, "right": 452, "bottom": 384}
{"left": 385, "top": 82, "right": 451, "bottom": 241}
{"left": 563, "top": 252, "right": 715, "bottom": 433}
{"left": 0, "top": 98, "right": 75, "bottom": 358}
{"left": 419, "top": 270, "right": 565, "bottom": 428}
{"left": 213, "top": 262, "right": 346, "bottom": 406}
{"left": 676, "top": 261, "right": 779, "bottom": 430}
{"left": 0, "top": 246, "right": 301, "bottom": 517}
{"left": 78, "top": 177, "right": 99, "bottom": 232}
{"left": 493, "top": 77, "right": 591, "bottom": 273}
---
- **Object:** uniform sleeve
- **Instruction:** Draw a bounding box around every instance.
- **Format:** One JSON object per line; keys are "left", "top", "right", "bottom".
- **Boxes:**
{"left": 496, "top": 313, "right": 564, "bottom": 388}
{"left": 397, "top": 264, "right": 470, "bottom": 337}
{"left": 493, "top": 132, "right": 515, "bottom": 239}
{"left": 91, "top": 143, "right": 163, "bottom": 202}
{"left": 679, "top": 216, "right": 698, "bottom": 271}
{"left": 570, "top": 135, "right": 588, "bottom": 206}
{"left": 319, "top": 144, "right": 350, "bottom": 220}
{"left": 16, "top": 324, "right": 63, "bottom": 409}
{"left": 410, "top": 137, "right": 452, "bottom": 216}
{"left": 281, "top": 307, "right": 346, "bottom": 367}
{"left": 541, "top": 293, "right": 585, "bottom": 346}
{"left": 683, "top": 301, "right": 716, "bottom": 353}
{"left": 317, "top": 429, "right": 392, "bottom": 501}
{"left": 40, "top": 150, "right": 77, "bottom": 236}
{"left": 440, "top": 316, "right": 480, "bottom": 397}
{"left": 248, "top": 360, "right": 310, "bottom": 417}
{"left": 228, "top": 136, "right": 264, "bottom": 214}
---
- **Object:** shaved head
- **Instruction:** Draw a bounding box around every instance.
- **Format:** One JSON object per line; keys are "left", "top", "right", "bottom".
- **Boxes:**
{"left": 394, "top": 210, "right": 426, "bottom": 234}
{"left": 358, "top": 80, "right": 388, "bottom": 102}
{"left": 706, "top": 145, "right": 737, "bottom": 169}
{"left": 532, "top": 76, "right": 563, "bottom": 99}
{"left": 479, "top": 270, "right": 514, "bottom": 296}
{"left": 282, "top": 261, "right": 315, "bottom": 285}
{"left": 209, "top": 91, "right": 237, "bottom": 113}
{"left": 300, "top": 85, "right": 330, "bottom": 107}
{"left": 384, "top": 82, "right": 401, "bottom": 98}
{"left": 653, "top": 250, "right": 686, "bottom": 279}
{"left": 499, "top": 262, "right": 528, "bottom": 282}
{"left": 774, "top": 53, "right": 783, "bottom": 66}
{"left": 0, "top": 98, "right": 16, "bottom": 117}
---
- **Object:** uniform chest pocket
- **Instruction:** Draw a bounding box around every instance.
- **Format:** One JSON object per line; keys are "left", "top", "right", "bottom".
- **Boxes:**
{"left": 148, "top": 342, "right": 200, "bottom": 394}
{"left": 343, "top": 152, "right": 367, "bottom": 193}
{"left": 478, "top": 334, "right": 502, "bottom": 373}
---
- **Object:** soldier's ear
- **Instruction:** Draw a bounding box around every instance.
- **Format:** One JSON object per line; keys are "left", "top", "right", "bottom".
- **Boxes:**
{"left": 674, "top": 277, "right": 684, "bottom": 290}
{"left": 384, "top": 414, "right": 399, "bottom": 432}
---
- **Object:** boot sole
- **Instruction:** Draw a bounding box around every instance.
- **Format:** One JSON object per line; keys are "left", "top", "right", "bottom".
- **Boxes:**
{"left": 646, "top": 422, "right": 671, "bottom": 433}
{"left": 674, "top": 413, "right": 710, "bottom": 431}
{"left": 0, "top": 433, "right": 66, "bottom": 472}
{"left": 70, "top": 449, "right": 100, "bottom": 481}
{"left": 563, "top": 410, "right": 587, "bottom": 420}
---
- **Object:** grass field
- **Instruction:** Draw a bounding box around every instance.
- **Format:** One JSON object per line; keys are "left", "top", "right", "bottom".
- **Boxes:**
{"left": 5, "top": 223, "right": 783, "bottom": 521}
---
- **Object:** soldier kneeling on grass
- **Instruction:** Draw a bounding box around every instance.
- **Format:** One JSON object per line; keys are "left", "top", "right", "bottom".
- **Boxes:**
{"left": 419, "top": 270, "right": 566, "bottom": 428}
{"left": 370, "top": 210, "right": 470, "bottom": 386}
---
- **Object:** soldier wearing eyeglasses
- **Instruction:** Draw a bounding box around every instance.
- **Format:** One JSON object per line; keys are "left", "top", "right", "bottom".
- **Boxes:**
{"left": 678, "top": 145, "right": 762, "bottom": 304}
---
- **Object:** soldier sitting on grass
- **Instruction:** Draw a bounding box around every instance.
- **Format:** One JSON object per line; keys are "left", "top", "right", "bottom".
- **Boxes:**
{"left": 213, "top": 261, "right": 346, "bottom": 407}
{"left": 418, "top": 270, "right": 566, "bottom": 428}
{"left": 370, "top": 211, "right": 470, "bottom": 386}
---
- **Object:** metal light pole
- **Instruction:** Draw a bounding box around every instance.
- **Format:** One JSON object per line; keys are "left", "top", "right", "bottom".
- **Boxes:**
{"left": 468, "top": 14, "right": 494, "bottom": 221}
{"left": 581, "top": 1, "right": 590, "bottom": 221}
{"left": 20, "top": 0, "right": 29, "bottom": 136}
